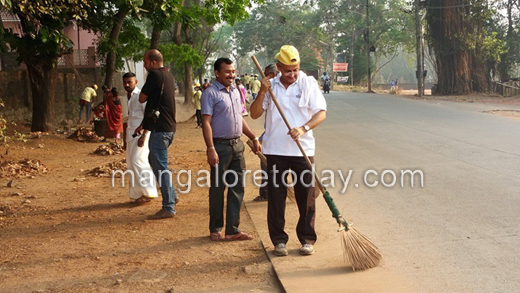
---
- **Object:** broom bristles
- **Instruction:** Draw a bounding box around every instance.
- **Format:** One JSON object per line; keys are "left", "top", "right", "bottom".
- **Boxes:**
{"left": 341, "top": 227, "right": 382, "bottom": 271}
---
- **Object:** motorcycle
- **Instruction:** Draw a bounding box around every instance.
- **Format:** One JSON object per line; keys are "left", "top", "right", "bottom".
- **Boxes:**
{"left": 323, "top": 79, "right": 330, "bottom": 94}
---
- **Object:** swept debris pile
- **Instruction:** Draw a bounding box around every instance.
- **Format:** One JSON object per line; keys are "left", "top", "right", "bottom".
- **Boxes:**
{"left": 93, "top": 143, "right": 124, "bottom": 156}
{"left": 0, "top": 158, "right": 48, "bottom": 178}
{"left": 67, "top": 127, "right": 103, "bottom": 142}
{"left": 88, "top": 159, "right": 127, "bottom": 177}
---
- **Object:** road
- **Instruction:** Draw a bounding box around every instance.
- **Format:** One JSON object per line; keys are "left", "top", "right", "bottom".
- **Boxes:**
{"left": 313, "top": 91, "right": 520, "bottom": 292}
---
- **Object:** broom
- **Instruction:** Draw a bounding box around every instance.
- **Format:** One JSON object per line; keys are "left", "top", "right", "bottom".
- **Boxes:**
{"left": 251, "top": 56, "right": 381, "bottom": 271}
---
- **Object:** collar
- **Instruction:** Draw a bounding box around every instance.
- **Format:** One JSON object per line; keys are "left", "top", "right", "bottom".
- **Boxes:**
{"left": 214, "top": 81, "right": 235, "bottom": 92}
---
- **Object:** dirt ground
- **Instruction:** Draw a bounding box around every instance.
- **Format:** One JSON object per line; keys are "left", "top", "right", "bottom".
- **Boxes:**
{"left": 0, "top": 121, "right": 281, "bottom": 293}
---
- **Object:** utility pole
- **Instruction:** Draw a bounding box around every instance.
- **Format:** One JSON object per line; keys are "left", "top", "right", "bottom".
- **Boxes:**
{"left": 366, "top": 0, "right": 372, "bottom": 92}
{"left": 330, "top": 41, "right": 334, "bottom": 90}
{"left": 350, "top": 33, "right": 354, "bottom": 86}
{"left": 415, "top": 0, "right": 424, "bottom": 97}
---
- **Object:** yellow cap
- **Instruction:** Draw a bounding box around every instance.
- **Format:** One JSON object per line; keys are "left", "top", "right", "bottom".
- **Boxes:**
{"left": 194, "top": 83, "right": 200, "bottom": 87}
{"left": 275, "top": 45, "right": 300, "bottom": 65}
{"left": 92, "top": 84, "right": 98, "bottom": 90}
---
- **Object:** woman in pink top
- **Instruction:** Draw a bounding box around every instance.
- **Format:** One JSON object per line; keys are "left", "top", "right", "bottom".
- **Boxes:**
{"left": 235, "top": 78, "right": 248, "bottom": 116}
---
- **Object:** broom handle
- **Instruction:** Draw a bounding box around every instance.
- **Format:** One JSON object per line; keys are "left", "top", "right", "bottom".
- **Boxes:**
{"left": 251, "top": 56, "right": 326, "bottom": 195}
{"left": 246, "top": 139, "right": 267, "bottom": 165}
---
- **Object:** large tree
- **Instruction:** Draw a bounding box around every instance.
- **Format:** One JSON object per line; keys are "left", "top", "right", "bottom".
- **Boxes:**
{"left": 425, "top": 0, "right": 504, "bottom": 95}
{"left": 0, "top": 0, "right": 90, "bottom": 132}
{"left": 496, "top": 0, "right": 520, "bottom": 81}
{"left": 81, "top": 0, "right": 144, "bottom": 88}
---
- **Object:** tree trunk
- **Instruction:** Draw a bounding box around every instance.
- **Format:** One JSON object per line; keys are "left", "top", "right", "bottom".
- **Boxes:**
{"left": 150, "top": 23, "right": 162, "bottom": 50}
{"left": 104, "top": 8, "right": 128, "bottom": 88}
{"left": 426, "top": 0, "right": 490, "bottom": 95}
{"left": 507, "top": 0, "right": 513, "bottom": 35}
{"left": 184, "top": 63, "right": 193, "bottom": 105}
{"left": 172, "top": 21, "right": 185, "bottom": 97}
{"left": 27, "top": 60, "right": 57, "bottom": 132}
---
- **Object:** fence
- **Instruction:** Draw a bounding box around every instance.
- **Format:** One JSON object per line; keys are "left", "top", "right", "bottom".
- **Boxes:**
{"left": 494, "top": 80, "right": 520, "bottom": 97}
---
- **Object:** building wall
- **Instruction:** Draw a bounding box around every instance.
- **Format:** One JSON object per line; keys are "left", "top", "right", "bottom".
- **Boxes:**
{"left": 63, "top": 25, "right": 97, "bottom": 50}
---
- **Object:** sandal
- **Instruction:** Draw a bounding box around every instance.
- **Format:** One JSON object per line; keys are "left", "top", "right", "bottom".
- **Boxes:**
{"left": 253, "top": 195, "right": 268, "bottom": 201}
{"left": 209, "top": 232, "right": 223, "bottom": 241}
{"left": 132, "top": 196, "right": 153, "bottom": 204}
{"left": 225, "top": 232, "right": 254, "bottom": 241}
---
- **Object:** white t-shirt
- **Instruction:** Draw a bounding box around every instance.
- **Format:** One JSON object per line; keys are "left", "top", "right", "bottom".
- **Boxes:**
{"left": 262, "top": 72, "right": 327, "bottom": 157}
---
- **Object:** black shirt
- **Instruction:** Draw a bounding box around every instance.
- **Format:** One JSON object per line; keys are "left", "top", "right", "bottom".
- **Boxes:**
{"left": 141, "top": 68, "right": 176, "bottom": 132}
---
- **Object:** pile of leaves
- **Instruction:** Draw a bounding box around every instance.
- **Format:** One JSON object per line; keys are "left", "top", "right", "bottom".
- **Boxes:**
{"left": 67, "top": 127, "right": 102, "bottom": 142}
{"left": 93, "top": 142, "right": 124, "bottom": 156}
{"left": 87, "top": 159, "right": 127, "bottom": 178}
{"left": 0, "top": 158, "right": 48, "bottom": 178}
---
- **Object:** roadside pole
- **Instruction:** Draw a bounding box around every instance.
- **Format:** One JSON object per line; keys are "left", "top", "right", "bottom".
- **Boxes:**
{"left": 415, "top": 0, "right": 424, "bottom": 97}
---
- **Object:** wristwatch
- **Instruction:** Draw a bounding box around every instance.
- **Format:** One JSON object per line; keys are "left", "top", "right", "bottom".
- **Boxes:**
{"left": 303, "top": 125, "right": 310, "bottom": 132}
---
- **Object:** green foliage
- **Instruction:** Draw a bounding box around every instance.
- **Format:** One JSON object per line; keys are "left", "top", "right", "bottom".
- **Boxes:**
{"left": 95, "top": 17, "right": 149, "bottom": 70}
{"left": 203, "top": 0, "right": 254, "bottom": 26}
{"left": 161, "top": 43, "right": 204, "bottom": 68}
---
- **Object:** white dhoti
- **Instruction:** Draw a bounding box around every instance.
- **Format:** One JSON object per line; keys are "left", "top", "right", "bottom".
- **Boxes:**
{"left": 125, "top": 131, "right": 158, "bottom": 200}
{"left": 125, "top": 86, "right": 158, "bottom": 200}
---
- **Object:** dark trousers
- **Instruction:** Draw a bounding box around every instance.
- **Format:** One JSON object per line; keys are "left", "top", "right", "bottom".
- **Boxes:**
{"left": 122, "top": 122, "right": 128, "bottom": 149}
{"left": 209, "top": 140, "right": 246, "bottom": 235}
{"left": 266, "top": 155, "right": 316, "bottom": 246}
{"left": 259, "top": 160, "right": 268, "bottom": 198}
{"left": 195, "top": 109, "right": 202, "bottom": 126}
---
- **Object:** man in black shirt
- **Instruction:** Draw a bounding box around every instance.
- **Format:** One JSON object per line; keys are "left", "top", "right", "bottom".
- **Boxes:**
{"left": 137, "top": 49, "right": 178, "bottom": 220}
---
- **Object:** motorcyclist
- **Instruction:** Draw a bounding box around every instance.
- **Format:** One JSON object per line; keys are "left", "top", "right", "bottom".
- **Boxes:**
{"left": 321, "top": 72, "right": 330, "bottom": 93}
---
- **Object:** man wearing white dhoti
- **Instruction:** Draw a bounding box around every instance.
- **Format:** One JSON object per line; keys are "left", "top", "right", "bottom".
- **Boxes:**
{"left": 123, "top": 72, "right": 158, "bottom": 203}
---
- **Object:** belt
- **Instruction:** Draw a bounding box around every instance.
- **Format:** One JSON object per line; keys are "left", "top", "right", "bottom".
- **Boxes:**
{"left": 213, "top": 138, "right": 241, "bottom": 145}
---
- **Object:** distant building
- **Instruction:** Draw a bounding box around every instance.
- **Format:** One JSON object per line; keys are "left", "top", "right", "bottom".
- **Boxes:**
{"left": 0, "top": 11, "right": 98, "bottom": 71}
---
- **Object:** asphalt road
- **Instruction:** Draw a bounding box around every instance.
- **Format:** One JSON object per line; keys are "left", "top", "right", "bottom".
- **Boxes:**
{"left": 310, "top": 91, "right": 520, "bottom": 292}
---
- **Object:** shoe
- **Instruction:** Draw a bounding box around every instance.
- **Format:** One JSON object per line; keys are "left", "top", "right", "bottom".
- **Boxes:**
{"left": 224, "top": 232, "right": 254, "bottom": 241}
{"left": 147, "top": 209, "right": 175, "bottom": 220}
{"left": 299, "top": 244, "right": 314, "bottom": 255}
{"left": 274, "top": 243, "right": 288, "bottom": 256}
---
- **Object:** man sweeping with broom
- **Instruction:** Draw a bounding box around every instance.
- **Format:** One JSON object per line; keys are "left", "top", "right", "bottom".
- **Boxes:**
{"left": 250, "top": 45, "right": 327, "bottom": 256}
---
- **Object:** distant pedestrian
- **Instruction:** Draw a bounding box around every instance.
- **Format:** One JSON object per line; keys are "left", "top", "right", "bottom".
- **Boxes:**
{"left": 390, "top": 80, "right": 395, "bottom": 92}
{"left": 202, "top": 79, "right": 211, "bottom": 91}
{"left": 103, "top": 87, "right": 123, "bottom": 143}
{"left": 235, "top": 79, "right": 248, "bottom": 116}
{"left": 79, "top": 84, "right": 97, "bottom": 122}
{"left": 244, "top": 73, "right": 251, "bottom": 91}
{"left": 251, "top": 75, "right": 261, "bottom": 100}
{"left": 193, "top": 83, "right": 202, "bottom": 128}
